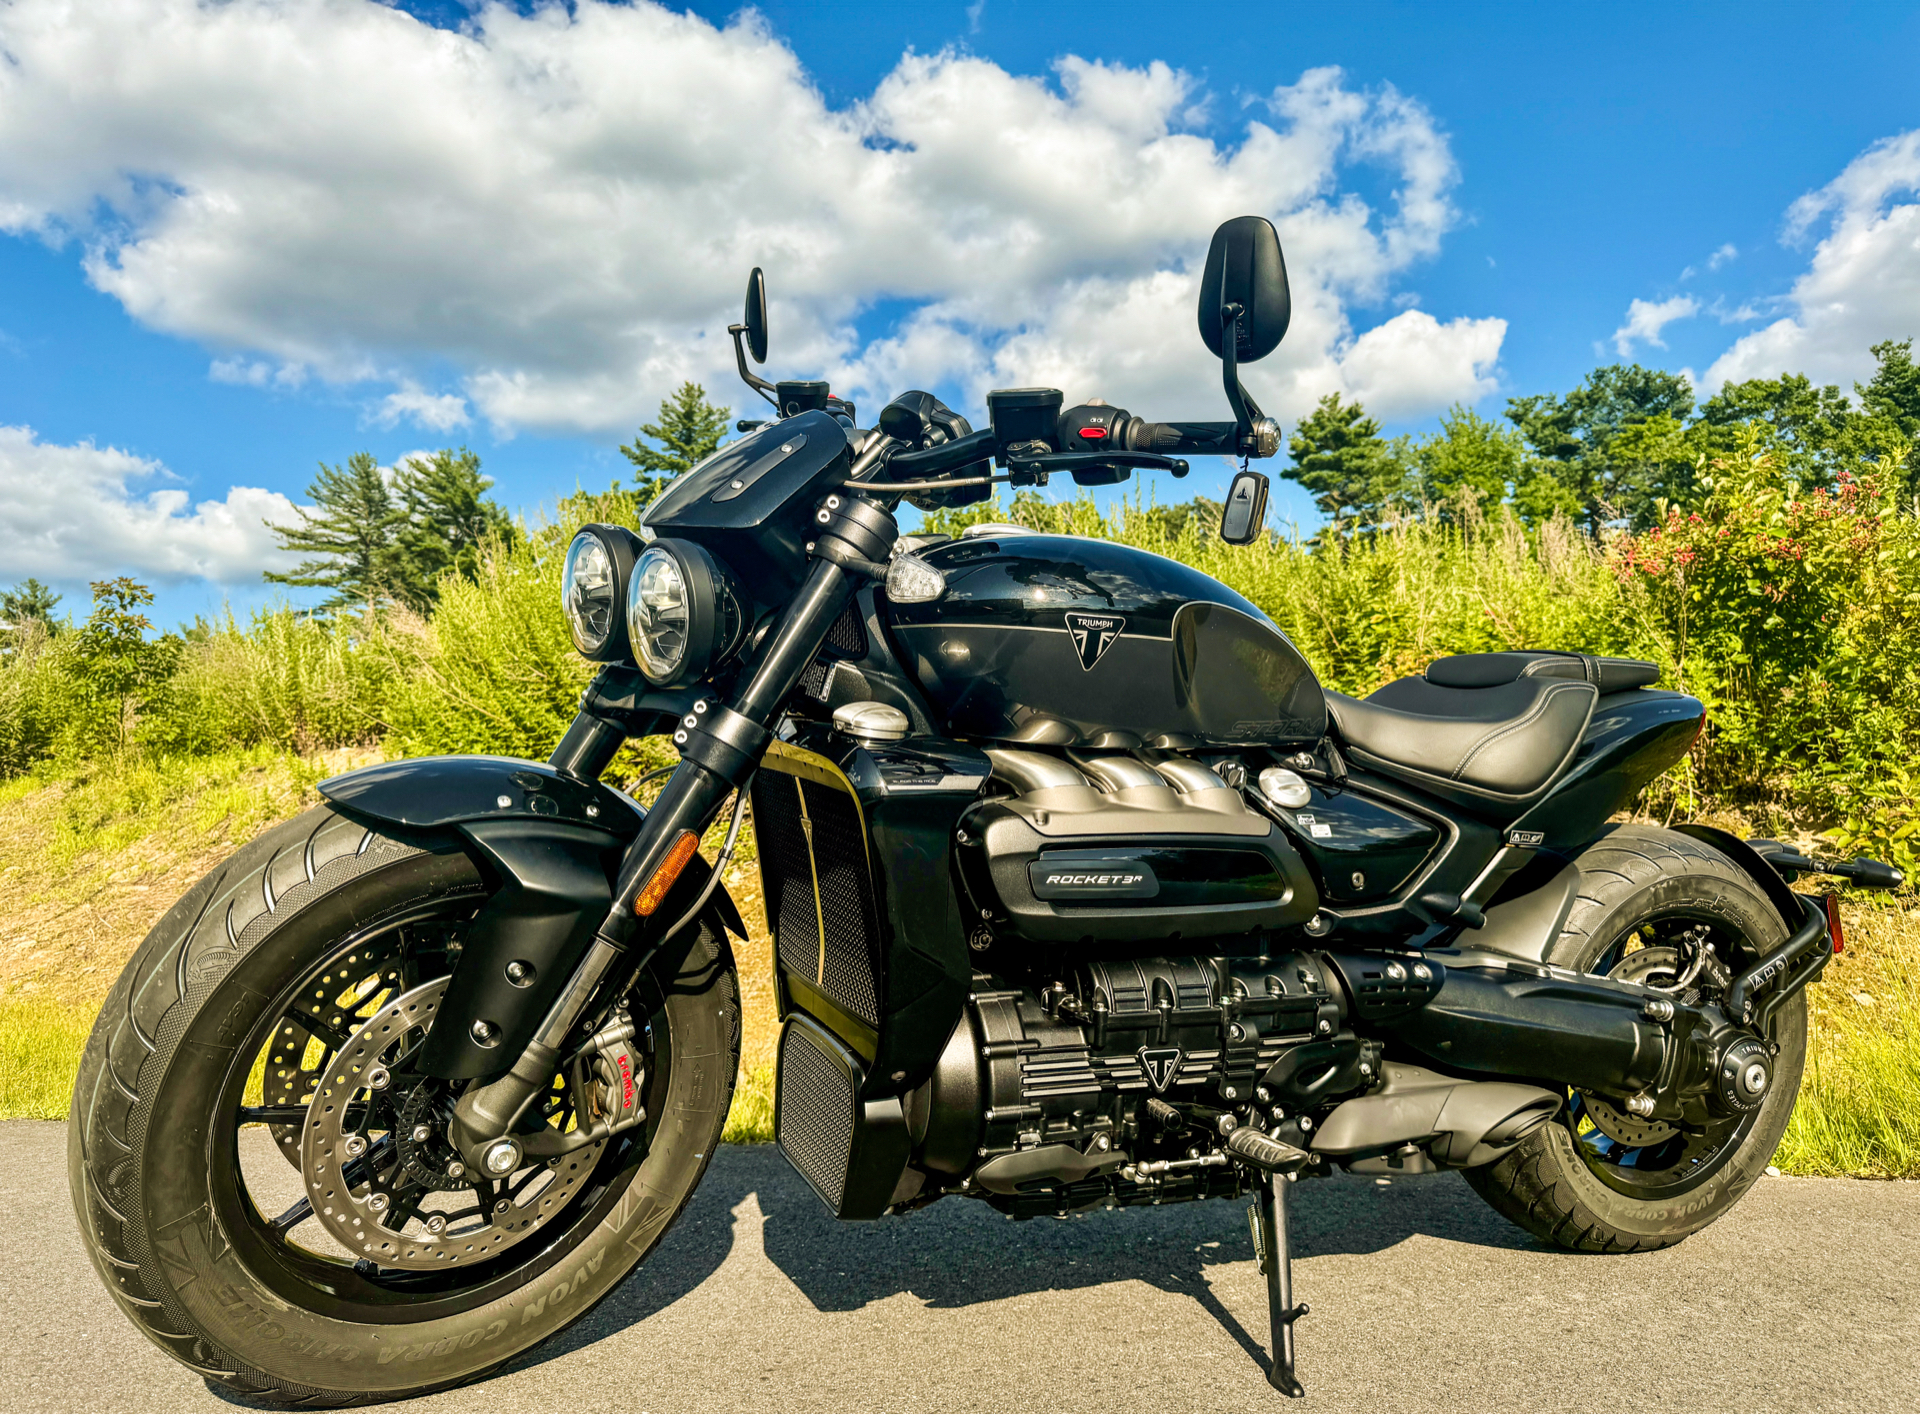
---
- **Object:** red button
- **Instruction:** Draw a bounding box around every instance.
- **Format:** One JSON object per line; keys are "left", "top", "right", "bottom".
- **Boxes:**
{"left": 1078, "top": 427, "right": 1108, "bottom": 440}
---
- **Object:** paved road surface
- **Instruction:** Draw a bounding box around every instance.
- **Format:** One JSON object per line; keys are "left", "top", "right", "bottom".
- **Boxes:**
{"left": 4, "top": 1120, "right": 1916, "bottom": 1412}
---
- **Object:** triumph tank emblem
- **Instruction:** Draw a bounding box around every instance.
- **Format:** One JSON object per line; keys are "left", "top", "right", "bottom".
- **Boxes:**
{"left": 1138, "top": 1046, "right": 1184, "bottom": 1092}
{"left": 1064, "top": 611, "right": 1125, "bottom": 670}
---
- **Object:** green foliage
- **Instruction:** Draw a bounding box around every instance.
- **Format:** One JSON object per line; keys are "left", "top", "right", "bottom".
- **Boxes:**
{"left": 0, "top": 578, "right": 62, "bottom": 638}
{"left": 1410, "top": 405, "right": 1526, "bottom": 515}
{"left": 1614, "top": 439, "right": 1920, "bottom": 872}
{"left": 266, "top": 451, "right": 405, "bottom": 612}
{"left": 392, "top": 449, "right": 514, "bottom": 610}
{"left": 65, "top": 579, "right": 182, "bottom": 757}
{"left": 1507, "top": 363, "right": 1696, "bottom": 530}
{"left": 619, "top": 381, "right": 732, "bottom": 505}
{"left": 1283, "top": 392, "right": 1418, "bottom": 531}
{"left": 267, "top": 447, "right": 510, "bottom": 612}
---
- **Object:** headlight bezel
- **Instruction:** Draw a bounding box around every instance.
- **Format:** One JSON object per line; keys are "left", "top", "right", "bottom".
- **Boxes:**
{"left": 561, "top": 523, "right": 644, "bottom": 662}
{"left": 625, "top": 537, "right": 746, "bottom": 688}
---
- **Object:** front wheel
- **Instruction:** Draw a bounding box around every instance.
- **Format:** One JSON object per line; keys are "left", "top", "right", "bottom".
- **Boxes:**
{"left": 68, "top": 805, "right": 740, "bottom": 1406}
{"left": 1464, "top": 825, "right": 1807, "bottom": 1253}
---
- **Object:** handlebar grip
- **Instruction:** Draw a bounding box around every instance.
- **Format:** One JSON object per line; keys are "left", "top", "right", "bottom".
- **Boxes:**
{"left": 1124, "top": 420, "right": 1239, "bottom": 456}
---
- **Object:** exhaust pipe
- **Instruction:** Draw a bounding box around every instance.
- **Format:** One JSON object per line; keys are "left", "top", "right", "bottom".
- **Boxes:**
{"left": 1312, "top": 1062, "right": 1561, "bottom": 1170}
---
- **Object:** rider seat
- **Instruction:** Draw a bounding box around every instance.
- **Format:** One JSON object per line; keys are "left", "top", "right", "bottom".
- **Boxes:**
{"left": 1324, "top": 652, "right": 1660, "bottom": 816}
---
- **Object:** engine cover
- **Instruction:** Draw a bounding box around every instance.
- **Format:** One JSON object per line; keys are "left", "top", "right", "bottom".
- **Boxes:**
{"left": 957, "top": 747, "right": 1318, "bottom": 943}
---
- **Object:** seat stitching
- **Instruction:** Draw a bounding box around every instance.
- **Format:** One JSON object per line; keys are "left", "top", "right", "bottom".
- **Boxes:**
{"left": 1449, "top": 682, "right": 1593, "bottom": 783}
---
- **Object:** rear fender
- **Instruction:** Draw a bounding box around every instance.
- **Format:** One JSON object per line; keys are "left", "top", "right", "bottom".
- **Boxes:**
{"left": 320, "top": 755, "right": 745, "bottom": 1078}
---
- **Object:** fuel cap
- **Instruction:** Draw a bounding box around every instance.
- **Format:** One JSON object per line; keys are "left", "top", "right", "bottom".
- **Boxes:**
{"left": 832, "top": 701, "right": 910, "bottom": 743}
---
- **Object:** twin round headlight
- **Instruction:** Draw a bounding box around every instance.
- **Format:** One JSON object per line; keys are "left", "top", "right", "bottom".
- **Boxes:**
{"left": 560, "top": 525, "right": 745, "bottom": 685}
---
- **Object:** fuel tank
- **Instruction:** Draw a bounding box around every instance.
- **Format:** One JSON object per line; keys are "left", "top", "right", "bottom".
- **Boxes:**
{"left": 884, "top": 533, "right": 1327, "bottom": 748}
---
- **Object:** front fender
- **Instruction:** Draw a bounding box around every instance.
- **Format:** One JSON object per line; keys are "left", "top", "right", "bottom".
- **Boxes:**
{"left": 321, "top": 755, "right": 746, "bottom": 1078}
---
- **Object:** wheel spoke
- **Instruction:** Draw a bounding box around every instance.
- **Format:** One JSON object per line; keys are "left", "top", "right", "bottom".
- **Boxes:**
{"left": 287, "top": 1009, "right": 351, "bottom": 1051}
{"left": 238, "top": 1104, "right": 310, "bottom": 1126}
{"left": 269, "top": 1196, "right": 314, "bottom": 1235}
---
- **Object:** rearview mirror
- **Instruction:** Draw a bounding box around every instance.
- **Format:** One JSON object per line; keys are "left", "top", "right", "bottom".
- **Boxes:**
{"left": 744, "top": 267, "right": 768, "bottom": 364}
{"left": 1220, "top": 468, "right": 1270, "bottom": 544}
{"left": 1198, "top": 216, "right": 1290, "bottom": 363}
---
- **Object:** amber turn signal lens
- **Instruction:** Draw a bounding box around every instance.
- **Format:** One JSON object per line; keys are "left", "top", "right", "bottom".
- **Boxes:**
{"left": 635, "top": 830, "right": 701, "bottom": 916}
{"left": 1825, "top": 892, "right": 1845, "bottom": 954}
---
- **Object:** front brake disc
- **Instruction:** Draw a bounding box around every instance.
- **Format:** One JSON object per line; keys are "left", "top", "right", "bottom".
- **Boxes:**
{"left": 300, "top": 977, "right": 608, "bottom": 1270}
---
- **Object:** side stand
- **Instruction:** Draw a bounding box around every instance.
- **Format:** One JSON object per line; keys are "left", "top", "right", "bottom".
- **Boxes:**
{"left": 1228, "top": 1126, "right": 1310, "bottom": 1398}
{"left": 1252, "top": 1169, "right": 1308, "bottom": 1398}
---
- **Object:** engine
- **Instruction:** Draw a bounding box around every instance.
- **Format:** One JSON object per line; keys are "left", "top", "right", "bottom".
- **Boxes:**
{"left": 906, "top": 952, "right": 1385, "bottom": 1218}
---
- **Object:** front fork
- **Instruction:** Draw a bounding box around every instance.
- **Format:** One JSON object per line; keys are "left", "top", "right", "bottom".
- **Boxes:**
{"left": 449, "top": 497, "right": 897, "bottom": 1172}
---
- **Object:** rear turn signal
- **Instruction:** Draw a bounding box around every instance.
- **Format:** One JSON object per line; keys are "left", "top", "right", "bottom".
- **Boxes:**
{"left": 1825, "top": 892, "right": 1845, "bottom": 954}
{"left": 635, "top": 830, "right": 701, "bottom": 916}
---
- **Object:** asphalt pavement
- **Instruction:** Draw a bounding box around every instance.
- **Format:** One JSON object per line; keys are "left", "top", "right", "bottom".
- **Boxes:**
{"left": 3, "top": 1120, "right": 1915, "bottom": 1413}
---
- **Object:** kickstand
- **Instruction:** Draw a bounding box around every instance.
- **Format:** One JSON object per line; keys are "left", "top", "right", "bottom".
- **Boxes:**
{"left": 1251, "top": 1170, "right": 1308, "bottom": 1398}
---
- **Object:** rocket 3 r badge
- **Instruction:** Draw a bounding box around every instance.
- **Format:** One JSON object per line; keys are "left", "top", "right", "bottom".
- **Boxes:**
{"left": 1065, "top": 612, "right": 1125, "bottom": 670}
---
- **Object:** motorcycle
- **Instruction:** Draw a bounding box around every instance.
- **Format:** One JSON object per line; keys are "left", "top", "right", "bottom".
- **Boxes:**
{"left": 70, "top": 216, "right": 1901, "bottom": 1405}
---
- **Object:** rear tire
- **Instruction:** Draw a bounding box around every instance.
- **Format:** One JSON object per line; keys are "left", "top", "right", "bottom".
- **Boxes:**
{"left": 1463, "top": 825, "right": 1806, "bottom": 1253}
{"left": 69, "top": 805, "right": 740, "bottom": 1406}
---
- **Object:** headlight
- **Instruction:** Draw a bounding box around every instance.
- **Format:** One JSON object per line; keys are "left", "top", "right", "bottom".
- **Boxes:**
{"left": 626, "top": 539, "right": 746, "bottom": 687}
{"left": 561, "top": 524, "right": 642, "bottom": 660}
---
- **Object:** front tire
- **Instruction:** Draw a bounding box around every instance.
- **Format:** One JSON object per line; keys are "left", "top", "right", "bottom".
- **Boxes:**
{"left": 1464, "top": 825, "right": 1807, "bottom": 1253}
{"left": 69, "top": 805, "right": 740, "bottom": 1406}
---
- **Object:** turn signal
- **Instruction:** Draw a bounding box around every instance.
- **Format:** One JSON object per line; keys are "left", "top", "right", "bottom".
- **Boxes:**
{"left": 635, "top": 830, "right": 700, "bottom": 916}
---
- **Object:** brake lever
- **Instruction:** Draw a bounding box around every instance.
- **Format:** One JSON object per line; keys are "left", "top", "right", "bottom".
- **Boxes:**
{"left": 1006, "top": 450, "right": 1191, "bottom": 482}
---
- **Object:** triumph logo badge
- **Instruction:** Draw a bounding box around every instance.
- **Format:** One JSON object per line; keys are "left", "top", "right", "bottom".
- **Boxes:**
{"left": 1138, "top": 1046, "right": 1183, "bottom": 1092}
{"left": 1064, "top": 612, "right": 1125, "bottom": 670}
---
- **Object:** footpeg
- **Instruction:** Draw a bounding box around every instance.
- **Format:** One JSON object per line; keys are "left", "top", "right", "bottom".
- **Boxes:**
{"left": 1225, "top": 1125, "right": 1310, "bottom": 1173}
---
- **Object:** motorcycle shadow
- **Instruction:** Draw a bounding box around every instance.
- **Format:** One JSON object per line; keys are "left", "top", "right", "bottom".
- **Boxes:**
{"left": 514, "top": 1145, "right": 1536, "bottom": 1378}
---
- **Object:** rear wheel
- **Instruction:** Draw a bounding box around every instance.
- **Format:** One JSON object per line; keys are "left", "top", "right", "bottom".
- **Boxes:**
{"left": 69, "top": 805, "right": 740, "bottom": 1406}
{"left": 1464, "top": 825, "right": 1806, "bottom": 1252}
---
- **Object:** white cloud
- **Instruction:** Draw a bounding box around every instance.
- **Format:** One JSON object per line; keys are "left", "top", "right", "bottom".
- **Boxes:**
{"left": 375, "top": 384, "right": 470, "bottom": 432}
{"left": 1333, "top": 310, "right": 1507, "bottom": 418}
{"left": 1611, "top": 295, "right": 1699, "bottom": 357}
{"left": 1708, "top": 242, "right": 1738, "bottom": 271}
{"left": 0, "top": 0, "right": 1498, "bottom": 433}
{"left": 0, "top": 426, "right": 300, "bottom": 586}
{"left": 1707, "top": 130, "right": 1920, "bottom": 390}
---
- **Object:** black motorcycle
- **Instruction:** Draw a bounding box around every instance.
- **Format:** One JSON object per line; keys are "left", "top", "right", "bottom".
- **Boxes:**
{"left": 70, "top": 216, "right": 1900, "bottom": 1405}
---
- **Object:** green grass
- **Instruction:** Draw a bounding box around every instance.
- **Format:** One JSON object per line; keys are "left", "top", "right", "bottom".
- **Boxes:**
{"left": 1774, "top": 903, "right": 1920, "bottom": 1178}
{"left": 723, "top": 1063, "right": 775, "bottom": 1145}
{"left": 0, "top": 996, "right": 90, "bottom": 1120}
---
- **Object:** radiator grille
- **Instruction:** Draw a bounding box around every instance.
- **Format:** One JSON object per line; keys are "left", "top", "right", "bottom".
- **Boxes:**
{"left": 778, "top": 1023, "right": 855, "bottom": 1210}
{"left": 823, "top": 602, "right": 868, "bottom": 659}
{"left": 754, "top": 768, "right": 882, "bottom": 1029}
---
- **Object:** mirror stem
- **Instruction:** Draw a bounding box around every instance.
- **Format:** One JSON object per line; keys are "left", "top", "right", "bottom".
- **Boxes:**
{"left": 1219, "top": 304, "right": 1267, "bottom": 451}
{"left": 728, "top": 325, "right": 778, "bottom": 406}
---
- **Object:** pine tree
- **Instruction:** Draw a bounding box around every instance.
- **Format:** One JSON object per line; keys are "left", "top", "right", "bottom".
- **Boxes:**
{"left": 619, "top": 382, "right": 732, "bottom": 503}
{"left": 1284, "top": 393, "right": 1418, "bottom": 531}
{"left": 0, "top": 578, "right": 62, "bottom": 636}
{"left": 265, "top": 452, "right": 405, "bottom": 612}
{"left": 392, "top": 448, "right": 512, "bottom": 610}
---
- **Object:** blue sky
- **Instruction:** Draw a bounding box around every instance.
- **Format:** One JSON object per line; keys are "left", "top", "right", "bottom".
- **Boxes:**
{"left": 4, "top": 0, "right": 1920, "bottom": 628}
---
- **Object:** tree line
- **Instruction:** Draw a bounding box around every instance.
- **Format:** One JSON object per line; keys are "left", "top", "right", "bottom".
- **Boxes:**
{"left": 1284, "top": 339, "right": 1920, "bottom": 535}
{"left": 3, "top": 341, "right": 1916, "bottom": 639}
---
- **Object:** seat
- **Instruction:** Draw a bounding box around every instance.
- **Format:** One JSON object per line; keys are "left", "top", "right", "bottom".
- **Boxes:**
{"left": 1422, "top": 650, "right": 1659, "bottom": 694}
{"left": 1325, "top": 674, "right": 1598, "bottom": 813}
